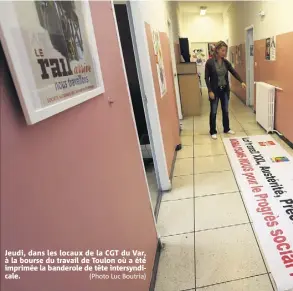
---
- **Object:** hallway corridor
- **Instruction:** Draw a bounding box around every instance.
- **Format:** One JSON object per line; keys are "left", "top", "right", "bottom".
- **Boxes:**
{"left": 155, "top": 90, "right": 293, "bottom": 291}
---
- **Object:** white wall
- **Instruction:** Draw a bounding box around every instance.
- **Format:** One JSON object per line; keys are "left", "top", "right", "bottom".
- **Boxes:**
{"left": 165, "top": 1, "right": 180, "bottom": 43}
{"left": 179, "top": 12, "right": 224, "bottom": 42}
{"left": 224, "top": 0, "right": 293, "bottom": 46}
{"left": 134, "top": 0, "right": 168, "bottom": 32}
{"left": 136, "top": 1, "right": 180, "bottom": 41}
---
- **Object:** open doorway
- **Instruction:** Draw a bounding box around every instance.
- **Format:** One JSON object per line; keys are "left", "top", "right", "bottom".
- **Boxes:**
{"left": 114, "top": 3, "right": 161, "bottom": 217}
{"left": 245, "top": 26, "right": 254, "bottom": 107}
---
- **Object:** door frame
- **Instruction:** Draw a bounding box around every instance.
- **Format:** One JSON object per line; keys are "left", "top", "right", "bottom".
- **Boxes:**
{"left": 167, "top": 18, "right": 183, "bottom": 120}
{"left": 111, "top": 2, "right": 162, "bottom": 236}
{"left": 112, "top": 1, "right": 171, "bottom": 194}
{"left": 126, "top": 2, "right": 171, "bottom": 191}
{"left": 126, "top": 1, "right": 173, "bottom": 192}
{"left": 245, "top": 25, "right": 255, "bottom": 107}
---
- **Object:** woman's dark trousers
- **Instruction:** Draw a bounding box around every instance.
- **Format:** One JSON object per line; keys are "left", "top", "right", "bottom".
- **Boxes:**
{"left": 209, "top": 88, "right": 230, "bottom": 135}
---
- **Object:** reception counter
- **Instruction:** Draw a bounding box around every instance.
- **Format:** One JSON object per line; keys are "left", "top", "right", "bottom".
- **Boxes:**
{"left": 177, "top": 63, "right": 202, "bottom": 117}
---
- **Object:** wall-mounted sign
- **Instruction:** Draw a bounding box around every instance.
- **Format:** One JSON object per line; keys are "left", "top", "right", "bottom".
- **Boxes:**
{"left": 0, "top": 1, "right": 104, "bottom": 124}
{"left": 235, "top": 45, "right": 242, "bottom": 65}
{"left": 152, "top": 29, "right": 166, "bottom": 97}
{"left": 265, "top": 36, "right": 276, "bottom": 61}
{"left": 208, "top": 43, "right": 216, "bottom": 59}
{"left": 270, "top": 36, "right": 276, "bottom": 61}
{"left": 191, "top": 48, "right": 206, "bottom": 66}
{"left": 230, "top": 51, "right": 235, "bottom": 67}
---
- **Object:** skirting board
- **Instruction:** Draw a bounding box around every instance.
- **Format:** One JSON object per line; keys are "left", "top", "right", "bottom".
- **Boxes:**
{"left": 154, "top": 191, "right": 162, "bottom": 222}
{"left": 277, "top": 132, "right": 293, "bottom": 149}
{"left": 149, "top": 239, "right": 162, "bottom": 291}
{"left": 231, "top": 90, "right": 247, "bottom": 105}
{"left": 169, "top": 144, "right": 181, "bottom": 181}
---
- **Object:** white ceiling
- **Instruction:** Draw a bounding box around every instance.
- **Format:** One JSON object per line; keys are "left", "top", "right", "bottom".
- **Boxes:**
{"left": 178, "top": 1, "right": 232, "bottom": 14}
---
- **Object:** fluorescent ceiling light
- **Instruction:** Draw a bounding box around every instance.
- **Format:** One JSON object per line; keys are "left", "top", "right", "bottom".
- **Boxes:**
{"left": 200, "top": 7, "right": 207, "bottom": 15}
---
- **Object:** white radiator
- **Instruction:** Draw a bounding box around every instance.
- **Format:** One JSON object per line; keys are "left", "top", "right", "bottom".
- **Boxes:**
{"left": 256, "top": 82, "right": 276, "bottom": 133}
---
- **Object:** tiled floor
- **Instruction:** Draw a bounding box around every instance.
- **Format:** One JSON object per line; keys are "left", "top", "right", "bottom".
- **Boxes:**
{"left": 155, "top": 91, "right": 292, "bottom": 291}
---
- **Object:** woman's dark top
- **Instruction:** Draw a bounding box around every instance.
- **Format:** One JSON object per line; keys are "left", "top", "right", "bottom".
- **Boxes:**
{"left": 215, "top": 59, "right": 227, "bottom": 87}
{"left": 205, "top": 57, "right": 243, "bottom": 97}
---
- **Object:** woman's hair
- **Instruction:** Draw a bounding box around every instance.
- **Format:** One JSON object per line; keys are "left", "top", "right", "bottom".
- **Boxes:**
{"left": 213, "top": 41, "right": 228, "bottom": 57}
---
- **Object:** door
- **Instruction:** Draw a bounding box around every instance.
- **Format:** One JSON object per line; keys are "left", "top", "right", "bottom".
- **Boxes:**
{"left": 167, "top": 20, "right": 183, "bottom": 120}
{"left": 246, "top": 27, "right": 254, "bottom": 107}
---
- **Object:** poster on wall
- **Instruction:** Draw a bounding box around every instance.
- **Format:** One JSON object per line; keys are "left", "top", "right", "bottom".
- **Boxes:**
{"left": 265, "top": 38, "right": 271, "bottom": 60}
{"left": 208, "top": 43, "right": 216, "bottom": 59}
{"left": 152, "top": 29, "right": 167, "bottom": 97}
{"left": 238, "top": 45, "right": 242, "bottom": 65}
{"left": 266, "top": 36, "right": 276, "bottom": 61}
{"left": 231, "top": 52, "right": 235, "bottom": 66}
{"left": 152, "top": 30, "right": 160, "bottom": 56}
{"left": 265, "top": 36, "right": 276, "bottom": 61}
{"left": 270, "top": 36, "right": 276, "bottom": 60}
{"left": 250, "top": 45, "right": 254, "bottom": 56}
{"left": 191, "top": 48, "right": 206, "bottom": 66}
{"left": 235, "top": 45, "right": 241, "bottom": 65}
{"left": 0, "top": 1, "right": 104, "bottom": 125}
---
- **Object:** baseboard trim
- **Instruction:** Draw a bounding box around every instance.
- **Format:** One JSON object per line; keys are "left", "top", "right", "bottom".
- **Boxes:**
{"left": 149, "top": 239, "right": 162, "bottom": 291}
{"left": 231, "top": 91, "right": 256, "bottom": 112}
{"left": 169, "top": 146, "right": 179, "bottom": 181}
{"left": 231, "top": 90, "right": 246, "bottom": 105}
{"left": 277, "top": 132, "right": 293, "bottom": 149}
{"left": 154, "top": 191, "right": 162, "bottom": 221}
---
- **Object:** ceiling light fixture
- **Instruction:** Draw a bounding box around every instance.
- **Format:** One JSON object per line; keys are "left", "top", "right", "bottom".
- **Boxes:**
{"left": 200, "top": 6, "right": 207, "bottom": 16}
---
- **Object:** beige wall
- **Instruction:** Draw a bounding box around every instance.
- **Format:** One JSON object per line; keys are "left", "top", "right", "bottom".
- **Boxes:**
{"left": 179, "top": 12, "right": 224, "bottom": 42}
{"left": 165, "top": 1, "right": 180, "bottom": 44}
{"left": 224, "top": 1, "right": 293, "bottom": 46}
{"left": 135, "top": 0, "right": 168, "bottom": 32}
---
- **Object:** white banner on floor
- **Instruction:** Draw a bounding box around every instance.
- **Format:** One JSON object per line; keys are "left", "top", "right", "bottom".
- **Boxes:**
{"left": 223, "top": 135, "right": 293, "bottom": 291}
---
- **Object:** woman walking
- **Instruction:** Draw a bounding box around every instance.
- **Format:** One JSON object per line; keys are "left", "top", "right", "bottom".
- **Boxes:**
{"left": 205, "top": 41, "right": 246, "bottom": 139}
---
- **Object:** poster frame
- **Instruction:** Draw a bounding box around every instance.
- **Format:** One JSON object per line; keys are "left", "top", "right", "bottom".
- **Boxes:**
{"left": 0, "top": 0, "right": 104, "bottom": 125}
{"left": 266, "top": 36, "right": 276, "bottom": 61}
{"left": 152, "top": 29, "right": 167, "bottom": 98}
{"left": 208, "top": 42, "right": 216, "bottom": 59}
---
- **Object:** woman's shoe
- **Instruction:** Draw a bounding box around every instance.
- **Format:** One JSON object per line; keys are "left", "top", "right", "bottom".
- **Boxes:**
{"left": 226, "top": 130, "right": 235, "bottom": 135}
{"left": 211, "top": 134, "right": 217, "bottom": 140}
